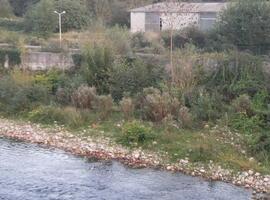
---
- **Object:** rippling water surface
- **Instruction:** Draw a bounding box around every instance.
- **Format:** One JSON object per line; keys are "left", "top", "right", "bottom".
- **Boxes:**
{"left": 0, "top": 137, "right": 252, "bottom": 200}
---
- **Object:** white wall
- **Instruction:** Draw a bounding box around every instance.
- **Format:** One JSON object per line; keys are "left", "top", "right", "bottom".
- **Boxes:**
{"left": 131, "top": 12, "right": 145, "bottom": 33}
{"left": 161, "top": 12, "right": 199, "bottom": 31}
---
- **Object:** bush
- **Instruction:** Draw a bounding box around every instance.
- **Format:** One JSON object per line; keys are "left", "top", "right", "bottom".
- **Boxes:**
{"left": 232, "top": 94, "right": 252, "bottom": 115}
{"left": 71, "top": 85, "right": 97, "bottom": 109}
{"left": 188, "top": 89, "right": 226, "bottom": 122}
{"left": 140, "top": 87, "right": 181, "bottom": 122}
{"left": 95, "top": 95, "right": 114, "bottom": 119}
{"left": 54, "top": 0, "right": 91, "bottom": 32}
{"left": 131, "top": 32, "right": 151, "bottom": 49}
{"left": 24, "top": 0, "right": 57, "bottom": 38}
{"left": 120, "top": 97, "right": 134, "bottom": 120}
{"left": 110, "top": 58, "right": 165, "bottom": 101}
{"left": 0, "top": 49, "right": 21, "bottom": 67}
{"left": 81, "top": 45, "right": 114, "bottom": 94}
{"left": 216, "top": 0, "right": 270, "bottom": 54}
{"left": 0, "top": 74, "right": 50, "bottom": 114}
{"left": 0, "top": 29, "right": 20, "bottom": 45}
{"left": 184, "top": 26, "right": 206, "bottom": 48}
{"left": 161, "top": 30, "right": 188, "bottom": 49}
{"left": 0, "top": 0, "right": 14, "bottom": 18}
{"left": 118, "top": 121, "right": 155, "bottom": 147}
{"left": 251, "top": 132, "right": 270, "bottom": 161}
{"left": 28, "top": 106, "right": 84, "bottom": 128}
{"left": 105, "top": 26, "right": 131, "bottom": 55}
{"left": 229, "top": 113, "right": 264, "bottom": 135}
{"left": 0, "top": 18, "right": 24, "bottom": 31}
{"left": 201, "top": 51, "right": 266, "bottom": 99}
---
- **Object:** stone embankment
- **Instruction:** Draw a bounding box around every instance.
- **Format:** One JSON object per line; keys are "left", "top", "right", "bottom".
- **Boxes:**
{"left": 0, "top": 118, "right": 269, "bottom": 199}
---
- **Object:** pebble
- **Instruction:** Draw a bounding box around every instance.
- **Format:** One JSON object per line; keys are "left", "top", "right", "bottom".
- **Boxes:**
{"left": 0, "top": 118, "right": 270, "bottom": 194}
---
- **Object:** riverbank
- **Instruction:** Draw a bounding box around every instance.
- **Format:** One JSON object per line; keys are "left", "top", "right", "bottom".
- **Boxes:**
{"left": 0, "top": 117, "right": 269, "bottom": 199}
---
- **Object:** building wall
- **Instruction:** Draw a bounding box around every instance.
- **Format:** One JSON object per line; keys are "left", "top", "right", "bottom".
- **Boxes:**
{"left": 130, "top": 11, "right": 219, "bottom": 33}
{"left": 131, "top": 12, "right": 145, "bottom": 32}
{"left": 199, "top": 12, "right": 218, "bottom": 31}
{"left": 161, "top": 12, "right": 200, "bottom": 31}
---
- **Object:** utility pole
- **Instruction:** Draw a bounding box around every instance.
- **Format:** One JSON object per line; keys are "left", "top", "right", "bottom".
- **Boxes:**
{"left": 54, "top": 11, "right": 66, "bottom": 48}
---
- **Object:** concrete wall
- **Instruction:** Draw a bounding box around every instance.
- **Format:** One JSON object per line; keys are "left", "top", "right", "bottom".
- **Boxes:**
{"left": 131, "top": 11, "right": 220, "bottom": 32}
{"left": 21, "top": 52, "right": 74, "bottom": 71}
{"left": 131, "top": 12, "right": 145, "bottom": 33}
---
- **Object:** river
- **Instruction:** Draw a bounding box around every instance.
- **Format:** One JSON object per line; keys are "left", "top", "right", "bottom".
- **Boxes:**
{"left": 0, "top": 137, "right": 252, "bottom": 200}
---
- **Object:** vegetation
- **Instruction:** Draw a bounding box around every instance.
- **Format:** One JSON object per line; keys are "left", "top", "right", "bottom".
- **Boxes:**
{"left": 0, "top": 0, "right": 270, "bottom": 175}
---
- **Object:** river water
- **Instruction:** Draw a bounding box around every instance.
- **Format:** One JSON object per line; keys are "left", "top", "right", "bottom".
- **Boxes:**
{"left": 0, "top": 137, "right": 252, "bottom": 200}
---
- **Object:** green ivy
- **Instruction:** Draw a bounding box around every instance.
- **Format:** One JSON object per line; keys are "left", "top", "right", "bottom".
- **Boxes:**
{"left": 0, "top": 49, "right": 21, "bottom": 67}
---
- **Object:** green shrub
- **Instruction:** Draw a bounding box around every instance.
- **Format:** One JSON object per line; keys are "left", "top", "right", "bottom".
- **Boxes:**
{"left": 251, "top": 132, "right": 270, "bottom": 161}
{"left": 24, "top": 0, "right": 57, "bottom": 38}
{"left": 72, "top": 53, "right": 83, "bottom": 67}
{"left": 105, "top": 25, "right": 131, "bottom": 55}
{"left": 110, "top": 58, "right": 165, "bottom": 101}
{"left": 0, "top": 49, "right": 21, "bottom": 67}
{"left": 54, "top": 0, "right": 91, "bottom": 32}
{"left": 229, "top": 113, "right": 264, "bottom": 135}
{"left": 0, "top": 29, "right": 20, "bottom": 45}
{"left": 184, "top": 26, "right": 206, "bottom": 48}
{"left": 188, "top": 89, "right": 226, "bottom": 122}
{"left": 252, "top": 90, "right": 269, "bottom": 111}
{"left": 232, "top": 94, "right": 252, "bottom": 115}
{"left": 118, "top": 121, "right": 155, "bottom": 147}
{"left": 201, "top": 51, "right": 266, "bottom": 99}
{"left": 0, "top": 0, "right": 14, "bottom": 18}
{"left": 34, "top": 70, "right": 64, "bottom": 93}
{"left": 216, "top": 0, "right": 270, "bottom": 54}
{"left": 161, "top": 30, "right": 188, "bottom": 49}
{"left": 0, "top": 18, "right": 24, "bottom": 31}
{"left": 0, "top": 75, "right": 50, "bottom": 114}
{"left": 28, "top": 106, "right": 84, "bottom": 128}
{"left": 81, "top": 45, "right": 114, "bottom": 94}
{"left": 131, "top": 32, "right": 151, "bottom": 49}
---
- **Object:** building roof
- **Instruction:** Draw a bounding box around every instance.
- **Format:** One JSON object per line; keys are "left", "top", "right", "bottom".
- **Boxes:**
{"left": 130, "top": 2, "right": 228, "bottom": 13}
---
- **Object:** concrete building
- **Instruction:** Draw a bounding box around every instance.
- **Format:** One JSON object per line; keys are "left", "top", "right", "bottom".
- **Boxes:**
{"left": 130, "top": 2, "right": 227, "bottom": 33}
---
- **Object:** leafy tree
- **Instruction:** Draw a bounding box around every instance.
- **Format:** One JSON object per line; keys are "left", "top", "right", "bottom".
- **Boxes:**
{"left": 0, "top": 0, "right": 14, "bottom": 18}
{"left": 24, "top": 0, "right": 57, "bottom": 38}
{"left": 24, "top": 0, "right": 91, "bottom": 37}
{"left": 8, "top": 0, "right": 40, "bottom": 17}
{"left": 110, "top": 58, "right": 165, "bottom": 101}
{"left": 54, "top": 0, "right": 91, "bottom": 32}
{"left": 81, "top": 45, "right": 114, "bottom": 94}
{"left": 216, "top": 0, "right": 270, "bottom": 54}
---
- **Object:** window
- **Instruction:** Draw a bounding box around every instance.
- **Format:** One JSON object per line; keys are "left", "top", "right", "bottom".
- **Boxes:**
{"left": 199, "top": 12, "right": 217, "bottom": 31}
{"left": 145, "top": 13, "right": 161, "bottom": 32}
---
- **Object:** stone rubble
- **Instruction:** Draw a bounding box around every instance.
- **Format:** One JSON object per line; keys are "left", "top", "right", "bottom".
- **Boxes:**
{"left": 0, "top": 118, "right": 269, "bottom": 199}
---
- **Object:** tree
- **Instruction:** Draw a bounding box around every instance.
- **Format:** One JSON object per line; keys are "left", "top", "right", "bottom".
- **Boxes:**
{"left": 54, "top": 0, "right": 91, "bottom": 32}
{"left": 156, "top": 0, "right": 197, "bottom": 83}
{"left": 216, "top": 0, "right": 270, "bottom": 54}
{"left": 81, "top": 45, "right": 114, "bottom": 94}
{"left": 8, "top": 0, "right": 40, "bottom": 17}
{"left": 0, "top": 0, "right": 14, "bottom": 18}
{"left": 24, "top": 0, "right": 57, "bottom": 38}
{"left": 24, "top": 0, "right": 91, "bottom": 37}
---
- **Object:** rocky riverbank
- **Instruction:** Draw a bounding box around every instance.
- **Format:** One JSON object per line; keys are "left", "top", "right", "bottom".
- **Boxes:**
{"left": 0, "top": 117, "right": 269, "bottom": 199}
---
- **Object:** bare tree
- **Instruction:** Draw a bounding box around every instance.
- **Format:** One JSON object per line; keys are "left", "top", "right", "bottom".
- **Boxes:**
{"left": 155, "top": 0, "right": 197, "bottom": 83}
